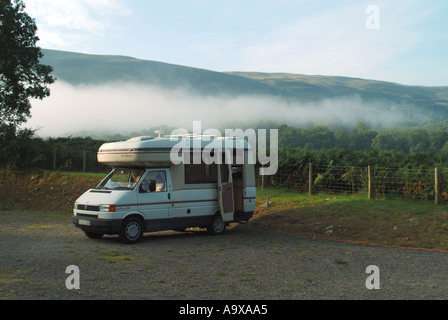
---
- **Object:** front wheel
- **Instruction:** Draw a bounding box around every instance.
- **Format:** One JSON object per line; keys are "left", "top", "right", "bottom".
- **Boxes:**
{"left": 119, "top": 217, "right": 144, "bottom": 244}
{"left": 207, "top": 213, "right": 226, "bottom": 235}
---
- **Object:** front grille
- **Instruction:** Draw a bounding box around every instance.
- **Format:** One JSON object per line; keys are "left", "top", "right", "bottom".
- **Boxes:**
{"left": 76, "top": 204, "right": 100, "bottom": 211}
{"left": 76, "top": 213, "right": 98, "bottom": 219}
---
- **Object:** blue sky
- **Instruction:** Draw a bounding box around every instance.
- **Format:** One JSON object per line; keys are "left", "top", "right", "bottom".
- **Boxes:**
{"left": 23, "top": 0, "right": 448, "bottom": 86}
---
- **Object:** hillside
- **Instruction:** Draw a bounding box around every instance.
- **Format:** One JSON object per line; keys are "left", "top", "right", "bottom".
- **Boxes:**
{"left": 40, "top": 49, "right": 287, "bottom": 97}
{"left": 40, "top": 49, "right": 448, "bottom": 124}
{"left": 229, "top": 72, "right": 448, "bottom": 99}
{"left": 228, "top": 72, "right": 448, "bottom": 119}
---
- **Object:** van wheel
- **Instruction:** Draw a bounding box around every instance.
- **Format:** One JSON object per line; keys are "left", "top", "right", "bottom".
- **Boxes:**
{"left": 120, "top": 217, "right": 143, "bottom": 244}
{"left": 207, "top": 213, "right": 226, "bottom": 235}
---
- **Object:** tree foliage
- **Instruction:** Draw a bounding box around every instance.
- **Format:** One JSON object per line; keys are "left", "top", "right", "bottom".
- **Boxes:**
{"left": 0, "top": 124, "right": 36, "bottom": 168}
{"left": 0, "top": 0, "right": 55, "bottom": 126}
{"left": 278, "top": 121, "right": 448, "bottom": 154}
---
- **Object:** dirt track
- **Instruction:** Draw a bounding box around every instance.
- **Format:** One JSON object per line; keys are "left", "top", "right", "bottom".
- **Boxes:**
{"left": 1, "top": 210, "right": 448, "bottom": 300}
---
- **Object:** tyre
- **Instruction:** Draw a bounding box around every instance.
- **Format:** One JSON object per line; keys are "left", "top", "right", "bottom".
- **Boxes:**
{"left": 119, "top": 217, "right": 144, "bottom": 244}
{"left": 84, "top": 231, "right": 104, "bottom": 239}
{"left": 207, "top": 213, "right": 226, "bottom": 235}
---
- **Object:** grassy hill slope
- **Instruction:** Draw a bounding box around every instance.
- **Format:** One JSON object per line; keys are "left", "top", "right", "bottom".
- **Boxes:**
{"left": 41, "top": 49, "right": 288, "bottom": 97}
{"left": 41, "top": 49, "right": 448, "bottom": 123}
{"left": 228, "top": 72, "right": 448, "bottom": 118}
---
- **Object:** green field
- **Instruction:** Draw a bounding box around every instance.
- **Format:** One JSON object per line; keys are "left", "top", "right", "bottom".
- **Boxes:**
{"left": 251, "top": 188, "right": 448, "bottom": 252}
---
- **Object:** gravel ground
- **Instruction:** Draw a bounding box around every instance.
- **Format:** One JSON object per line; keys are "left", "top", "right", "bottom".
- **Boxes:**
{"left": 1, "top": 210, "right": 448, "bottom": 301}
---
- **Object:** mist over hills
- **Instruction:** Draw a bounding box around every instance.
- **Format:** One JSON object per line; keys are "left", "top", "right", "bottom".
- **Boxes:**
{"left": 35, "top": 49, "right": 448, "bottom": 137}
{"left": 229, "top": 72, "right": 448, "bottom": 114}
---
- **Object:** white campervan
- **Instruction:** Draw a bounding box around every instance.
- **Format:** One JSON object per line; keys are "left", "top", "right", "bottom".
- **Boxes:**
{"left": 72, "top": 135, "right": 256, "bottom": 244}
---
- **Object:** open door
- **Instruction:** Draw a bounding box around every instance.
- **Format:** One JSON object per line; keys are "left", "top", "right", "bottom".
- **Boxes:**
{"left": 217, "top": 161, "right": 234, "bottom": 222}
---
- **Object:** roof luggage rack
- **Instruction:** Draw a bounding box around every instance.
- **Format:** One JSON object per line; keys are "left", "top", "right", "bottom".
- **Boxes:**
{"left": 127, "top": 136, "right": 155, "bottom": 141}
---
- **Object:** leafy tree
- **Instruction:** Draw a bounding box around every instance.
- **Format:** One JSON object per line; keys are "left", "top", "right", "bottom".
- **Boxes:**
{"left": 0, "top": 124, "right": 37, "bottom": 168}
{"left": 0, "top": 0, "right": 55, "bottom": 126}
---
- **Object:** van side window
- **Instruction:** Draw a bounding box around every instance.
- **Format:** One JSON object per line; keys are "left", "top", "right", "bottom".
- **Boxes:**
{"left": 143, "top": 171, "right": 167, "bottom": 192}
{"left": 185, "top": 163, "right": 217, "bottom": 184}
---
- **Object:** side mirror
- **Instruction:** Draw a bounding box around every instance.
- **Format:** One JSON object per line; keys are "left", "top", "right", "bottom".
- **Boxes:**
{"left": 148, "top": 180, "right": 156, "bottom": 192}
{"left": 140, "top": 180, "right": 156, "bottom": 193}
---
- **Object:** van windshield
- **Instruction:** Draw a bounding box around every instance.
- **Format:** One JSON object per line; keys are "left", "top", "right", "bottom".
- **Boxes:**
{"left": 96, "top": 168, "right": 145, "bottom": 190}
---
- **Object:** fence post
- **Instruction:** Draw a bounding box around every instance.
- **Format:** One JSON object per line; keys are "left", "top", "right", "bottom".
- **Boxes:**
{"left": 309, "top": 162, "right": 313, "bottom": 196}
{"left": 83, "top": 150, "right": 87, "bottom": 172}
{"left": 53, "top": 148, "right": 57, "bottom": 171}
{"left": 368, "top": 165, "right": 372, "bottom": 200}
{"left": 435, "top": 167, "right": 441, "bottom": 205}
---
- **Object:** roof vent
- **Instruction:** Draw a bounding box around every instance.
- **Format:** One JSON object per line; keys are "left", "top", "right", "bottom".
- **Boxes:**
{"left": 154, "top": 130, "right": 164, "bottom": 138}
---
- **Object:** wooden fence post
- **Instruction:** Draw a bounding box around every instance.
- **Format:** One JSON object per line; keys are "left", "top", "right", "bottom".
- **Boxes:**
{"left": 435, "top": 167, "right": 441, "bottom": 205}
{"left": 309, "top": 162, "right": 313, "bottom": 196}
{"left": 53, "top": 148, "right": 57, "bottom": 171}
{"left": 83, "top": 150, "right": 87, "bottom": 172}
{"left": 260, "top": 165, "right": 264, "bottom": 189}
{"left": 368, "top": 165, "right": 372, "bottom": 200}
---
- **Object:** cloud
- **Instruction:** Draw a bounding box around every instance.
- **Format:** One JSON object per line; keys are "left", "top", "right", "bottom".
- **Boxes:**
{"left": 233, "top": 1, "right": 441, "bottom": 85}
{"left": 26, "top": 81, "right": 408, "bottom": 138}
{"left": 239, "top": 5, "right": 380, "bottom": 74}
{"left": 23, "top": 0, "right": 132, "bottom": 49}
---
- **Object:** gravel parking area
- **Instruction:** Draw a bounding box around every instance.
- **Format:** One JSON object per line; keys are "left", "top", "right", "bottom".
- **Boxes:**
{"left": 1, "top": 210, "right": 448, "bottom": 301}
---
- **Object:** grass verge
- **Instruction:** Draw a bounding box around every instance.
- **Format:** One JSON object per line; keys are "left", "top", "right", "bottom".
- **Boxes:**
{"left": 250, "top": 188, "right": 448, "bottom": 252}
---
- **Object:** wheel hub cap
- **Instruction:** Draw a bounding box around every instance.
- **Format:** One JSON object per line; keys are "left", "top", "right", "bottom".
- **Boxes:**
{"left": 126, "top": 223, "right": 140, "bottom": 239}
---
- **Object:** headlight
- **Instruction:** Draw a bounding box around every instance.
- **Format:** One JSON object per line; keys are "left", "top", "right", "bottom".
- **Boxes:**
{"left": 99, "top": 204, "right": 116, "bottom": 212}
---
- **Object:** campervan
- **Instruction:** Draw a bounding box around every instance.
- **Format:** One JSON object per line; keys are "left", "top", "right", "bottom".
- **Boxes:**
{"left": 72, "top": 135, "right": 256, "bottom": 244}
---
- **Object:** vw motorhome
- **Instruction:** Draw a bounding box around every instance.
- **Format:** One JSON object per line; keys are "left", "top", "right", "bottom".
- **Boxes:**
{"left": 72, "top": 135, "right": 256, "bottom": 244}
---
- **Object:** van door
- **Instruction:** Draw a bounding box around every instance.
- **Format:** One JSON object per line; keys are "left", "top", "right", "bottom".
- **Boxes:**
{"left": 137, "top": 169, "right": 172, "bottom": 231}
{"left": 217, "top": 162, "right": 234, "bottom": 222}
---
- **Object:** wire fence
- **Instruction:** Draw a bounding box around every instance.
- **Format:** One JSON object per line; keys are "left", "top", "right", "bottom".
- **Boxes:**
{"left": 257, "top": 164, "right": 448, "bottom": 203}
{"left": 46, "top": 149, "right": 448, "bottom": 204}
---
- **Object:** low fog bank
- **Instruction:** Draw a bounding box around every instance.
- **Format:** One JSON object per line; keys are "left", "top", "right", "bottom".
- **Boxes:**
{"left": 27, "top": 81, "right": 417, "bottom": 138}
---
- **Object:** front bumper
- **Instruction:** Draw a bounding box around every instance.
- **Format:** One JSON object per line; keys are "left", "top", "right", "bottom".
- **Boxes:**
{"left": 72, "top": 216, "right": 122, "bottom": 235}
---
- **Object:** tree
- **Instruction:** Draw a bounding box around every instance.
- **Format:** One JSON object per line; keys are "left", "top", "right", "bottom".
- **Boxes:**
{"left": 0, "top": 0, "right": 55, "bottom": 126}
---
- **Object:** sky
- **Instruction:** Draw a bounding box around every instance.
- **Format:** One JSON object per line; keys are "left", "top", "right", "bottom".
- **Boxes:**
{"left": 17, "top": 0, "right": 448, "bottom": 137}
{"left": 23, "top": 0, "right": 448, "bottom": 87}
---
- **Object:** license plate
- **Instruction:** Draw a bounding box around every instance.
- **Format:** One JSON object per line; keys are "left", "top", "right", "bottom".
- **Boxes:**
{"left": 78, "top": 219, "right": 91, "bottom": 226}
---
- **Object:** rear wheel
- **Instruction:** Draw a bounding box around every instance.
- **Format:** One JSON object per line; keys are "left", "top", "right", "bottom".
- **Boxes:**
{"left": 119, "top": 217, "right": 144, "bottom": 244}
{"left": 207, "top": 213, "right": 226, "bottom": 235}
